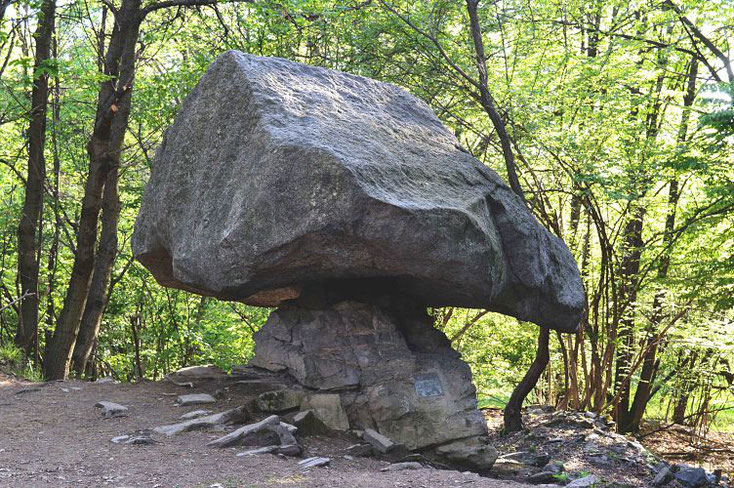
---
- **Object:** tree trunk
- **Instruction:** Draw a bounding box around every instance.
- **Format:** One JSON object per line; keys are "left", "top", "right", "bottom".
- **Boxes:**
{"left": 71, "top": 165, "right": 120, "bottom": 375}
{"left": 614, "top": 206, "right": 644, "bottom": 433}
{"left": 465, "top": 0, "right": 525, "bottom": 202}
{"left": 504, "top": 327, "right": 550, "bottom": 432}
{"left": 627, "top": 58, "right": 697, "bottom": 432}
{"left": 15, "top": 0, "right": 55, "bottom": 353}
{"left": 44, "top": 0, "right": 142, "bottom": 379}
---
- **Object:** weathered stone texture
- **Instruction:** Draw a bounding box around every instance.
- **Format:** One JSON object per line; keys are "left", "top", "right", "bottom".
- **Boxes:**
{"left": 132, "top": 51, "right": 584, "bottom": 331}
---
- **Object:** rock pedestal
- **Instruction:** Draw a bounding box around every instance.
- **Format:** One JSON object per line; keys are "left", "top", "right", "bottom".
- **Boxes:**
{"left": 250, "top": 284, "right": 494, "bottom": 467}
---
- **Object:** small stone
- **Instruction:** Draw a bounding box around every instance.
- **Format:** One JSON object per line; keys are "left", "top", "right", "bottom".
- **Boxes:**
{"left": 275, "top": 444, "right": 301, "bottom": 457}
{"left": 95, "top": 401, "right": 128, "bottom": 418}
{"left": 533, "top": 453, "right": 551, "bottom": 467}
{"left": 434, "top": 437, "right": 498, "bottom": 471}
{"left": 95, "top": 377, "right": 115, "bottom": 384}
{"left": 179, "top": 409, "right": 213, "bottom": 420}
{"left": 298, "top": 457, "right": 330, "bottom": 469}
{"left": 674, "top": 466, "right": 708, "bottom": 488}
{"left": 110, "top": 435, "right": 130, "bottom": 444}
{"left": 363, "top": 428, "right": 396, "bottom": 454}
{"left": 381, "top": 462, "right": 422, "bottom": 472}
{"left": 176, "top": 393, "right": 216, "bottom": 406}
{"left": 527, "top": 471, "right": 558, "bottom": 484}
{"left": 547, "top": 461, "right": 565, "bottom": 474}
{"left": 256, "top": 389, "right": 305, "bottom": 412}
{"left": 154, "top": 406, "right": 249, "bottom": 436}
{"left": 236, "top": 446, "right": 278, "bottom": 456}
{"left": 301, "top": 394, "right": 349, "bottom": 431}
{"left": 124, "top": 431, "right": 157, "bottom": 445}
{"left": 653, "top": 466, "right": 673, "bottom": 486}
{"left": 171, "top": 364, "right": 224, "bottom": 379}
{"left": 207, "top": 415, "right": 294, "bottom": 448}
{"left": 566, "top": 474, "right": 599, "bottom": 487}
{"left": 280, "top": 421, "right": 298, "bottom": 435}
{"left": 345, "top": 443, "right": 374, "bottom": 457}
{"left": 343, "top": 455, "right": 354, "bottom": 461}
{"left": 60, "top": 387, "right": 70, "bottom": 393}
{"left": 291, "top": 410, "right": 328, "bottom": 435}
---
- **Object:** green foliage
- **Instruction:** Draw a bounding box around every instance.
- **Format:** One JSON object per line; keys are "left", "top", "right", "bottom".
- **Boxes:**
{"left": 0, "top": 0, "right": 732, "bottom": 436}
{"left": 0, "top": 344, "right": 43, "bottom": 381}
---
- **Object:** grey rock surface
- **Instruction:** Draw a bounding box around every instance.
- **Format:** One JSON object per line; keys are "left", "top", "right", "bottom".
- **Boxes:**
{"left": 132, "top": 51, "right": 583, "bottom": 332}
{"left": 381, "top": 462, "right": 423, "bottom": 472}
{"left": 206, "top": 415, "right": 297, "bottom": 449}
{"left": 251, "top": 300, "right": 488, "bottom": 450}
{"left": 291, "top": 410, "right": 328, "bottom": 436}
{"left": 300, "top": 394, "right": 349, "bottom": 431}
{"left": 674, "top": 466, "right": 709, "bottom": 488}
{"left": 176, "top": 393, "right": 216, "bottom": 406}
{"left": 179, "top": 409, "right": 213, "bottom": 420}
{"left": 154, "top": 406, "right": 248, "bottom": 436}
{"left": 170, "top": 364, "right": 225, "bottom": 380}
{"left": 256, "top": 389, "right": 304, "bottom": 412}
{"left": 363, "top": 428, "right": 396, "bottom": 454}
{"left": 434, "top": 437, "right": 498, "bottom": 472}
{"left": 298, "top": 457, "right": 331, "bottom": 469}
{"left": 566, "top": 475, "right": 599, "bottom": 488}
{"left": 95, "top": 401, "right": 128, "bottom": 418}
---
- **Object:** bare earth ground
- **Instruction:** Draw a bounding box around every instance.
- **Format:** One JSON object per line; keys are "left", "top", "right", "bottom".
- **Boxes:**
{"left": 0, "top": 373, "right": 533, "bottom": 488}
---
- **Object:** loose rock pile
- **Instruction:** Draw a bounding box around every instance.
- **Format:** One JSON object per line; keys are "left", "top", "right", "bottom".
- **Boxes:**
{"left": 490, "top": 407, "right": 731, "bottom": 488}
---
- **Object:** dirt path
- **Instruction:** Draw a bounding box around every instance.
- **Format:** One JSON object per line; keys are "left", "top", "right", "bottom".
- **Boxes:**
{"left": 0, "top": 374, "right": 534, "bottom": 488}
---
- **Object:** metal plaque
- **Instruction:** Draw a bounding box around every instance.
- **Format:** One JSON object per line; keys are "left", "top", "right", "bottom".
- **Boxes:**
{"left": 414, "top": 372, "right": 444, "bottom": 397}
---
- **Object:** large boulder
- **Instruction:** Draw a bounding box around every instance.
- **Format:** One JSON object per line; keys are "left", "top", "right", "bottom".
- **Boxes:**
{"left": 132, "top": 51, "right": 584, "bottom": 332}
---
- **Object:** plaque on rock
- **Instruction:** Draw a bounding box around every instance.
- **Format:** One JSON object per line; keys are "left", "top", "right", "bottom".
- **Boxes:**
{"left": 414, "top": 373, "right": 444, "bottom": 397}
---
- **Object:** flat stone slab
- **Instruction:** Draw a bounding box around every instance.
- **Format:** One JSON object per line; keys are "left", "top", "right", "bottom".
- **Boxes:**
{"left": 170, "top": 365, "right": 225, "bottom": 379}
{"left": 179, "top": 409, "right": 213, "bottom": 420}
{"left": 256, "top": 389, "right": 304, "bottom": 412}
{"left": 95, "top": 401, "right": 128, "bottom": 418}
{"left": 363, "top": 429, "right": 395, "bottom": 454}
{"left": 298, "top": 457, "right": 330, "bottom": 469}
{"left": 381, "top": 462, "right": 423, "bottom": 472}
{"left": 154, "top": 406, "right": 248, "bottom": 436}
{"left": 207, "top": 415, "right": 296, "bottom": 449}
{"left": 300, "top": 394, "right": 349, "bottom": 431}
{"left": 176, "top": 393, "right": 216, "bottom": 406}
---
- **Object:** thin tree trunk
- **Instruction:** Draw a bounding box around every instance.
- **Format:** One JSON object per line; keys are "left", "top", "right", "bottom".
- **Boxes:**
{"left": 465, "top": 0, "right": 525, "bottom": 201}
{"left": 15, "top": 0, "right": 55, "bottom": 353}
{"left": 44, "top": 0, "right": 142, "bottom": 379}
{"left": 71, "top": 165, "right": 120, "bottom": 375}
{"left": 627, "top": 58, "right": 697, "bottom": 432}
{"left": 504, "top": 327, "right": 550, "bottom": 432}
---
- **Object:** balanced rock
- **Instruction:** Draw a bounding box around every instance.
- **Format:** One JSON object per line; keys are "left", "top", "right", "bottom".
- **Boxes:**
{"left": 132, "top": 51, "right": 586, "bottom": 470}
{"left": 132, "top": 51, "right": 584, "bottom": 331}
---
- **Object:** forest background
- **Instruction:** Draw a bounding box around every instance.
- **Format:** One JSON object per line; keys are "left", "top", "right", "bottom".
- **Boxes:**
{"left": 0, "top": 0, "right": 732, "bottom": 440}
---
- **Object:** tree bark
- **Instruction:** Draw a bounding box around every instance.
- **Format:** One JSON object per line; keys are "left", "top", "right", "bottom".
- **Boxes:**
{"left": 15, "top": 0, "right": 55, "bottom": 353}
{"left": 627, "top": 58, "right": 697, "bottom": 432}
{"left": 504, "top": 327, "right": 550, "bottom": 432}
{"left": 44, "top": 0, "right": 142, "bottom": 379}
{"left": 71, "top": 165, "right": 120, "bottom": 375}
{"left": 465, "top": 0, "right": 525, "bottom": 202}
